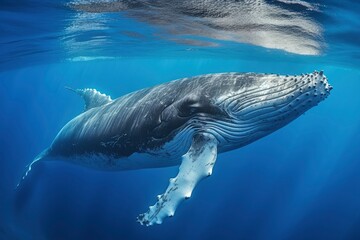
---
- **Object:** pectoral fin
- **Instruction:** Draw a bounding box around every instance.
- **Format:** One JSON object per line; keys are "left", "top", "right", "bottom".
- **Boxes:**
{"left": 137, "top": 133, "right": 218, "bottom": 226}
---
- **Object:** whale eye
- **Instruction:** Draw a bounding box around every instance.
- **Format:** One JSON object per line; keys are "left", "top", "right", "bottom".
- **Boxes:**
{"left": 177, "top": 95, "right": 202, "bottom": 117}
{"left": 178, "top": 102, "right": 199, "bottom": 116}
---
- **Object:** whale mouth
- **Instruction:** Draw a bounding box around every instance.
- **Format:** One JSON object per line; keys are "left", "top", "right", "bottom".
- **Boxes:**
{"left": 211, "top": 71, "right": 332, "bottom": 148}
{"left": 227, "top": 71, "right": 332, "bottom": 122}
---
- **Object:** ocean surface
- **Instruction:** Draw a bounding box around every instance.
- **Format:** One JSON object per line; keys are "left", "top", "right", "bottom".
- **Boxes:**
{"left": 0, "top": 0, "right": 360, "bottom": 239}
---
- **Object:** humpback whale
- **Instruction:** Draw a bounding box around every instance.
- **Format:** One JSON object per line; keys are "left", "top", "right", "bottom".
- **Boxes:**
{"left": 21, "top": 71, "right": 332, "bottom": 226}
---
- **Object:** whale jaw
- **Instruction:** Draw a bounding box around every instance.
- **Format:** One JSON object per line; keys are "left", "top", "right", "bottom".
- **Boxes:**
{"left": 214, "top": 71, "right": 332, "bottom": 150}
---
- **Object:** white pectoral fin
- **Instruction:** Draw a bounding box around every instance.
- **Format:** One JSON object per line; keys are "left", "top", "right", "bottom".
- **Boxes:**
{"left": 137, "top": 133, "right": 218, "bottom": 226}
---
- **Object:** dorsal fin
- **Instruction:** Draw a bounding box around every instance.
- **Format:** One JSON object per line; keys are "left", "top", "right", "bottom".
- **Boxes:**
{"left": 65, "top": 87, "right": 112, "bottom": 111}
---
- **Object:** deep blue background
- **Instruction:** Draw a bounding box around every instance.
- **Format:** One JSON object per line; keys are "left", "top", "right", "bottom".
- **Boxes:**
{"left": 0, "top": 58, "right": 359, "bottom": 239}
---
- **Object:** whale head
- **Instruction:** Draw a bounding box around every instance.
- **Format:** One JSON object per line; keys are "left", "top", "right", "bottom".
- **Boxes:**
{"left": 205, "top": 71, "right": 332, "bottom": 150}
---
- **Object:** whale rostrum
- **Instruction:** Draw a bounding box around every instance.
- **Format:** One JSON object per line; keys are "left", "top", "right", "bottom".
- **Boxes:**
{"left": 20, "top": 71, "right": 332, "bottom": 226}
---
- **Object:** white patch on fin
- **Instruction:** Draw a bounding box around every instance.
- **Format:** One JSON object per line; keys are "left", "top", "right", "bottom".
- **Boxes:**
{"left": 65, "top": 87, "right": 112, "bottom": 111}
{"left": 137, "top": 133, "right": 218, "bottom": 226}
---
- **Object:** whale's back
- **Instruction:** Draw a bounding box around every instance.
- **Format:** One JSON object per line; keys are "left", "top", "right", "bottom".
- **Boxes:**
{"left": 41, "top": 73, "right": 256, "bottom": 163}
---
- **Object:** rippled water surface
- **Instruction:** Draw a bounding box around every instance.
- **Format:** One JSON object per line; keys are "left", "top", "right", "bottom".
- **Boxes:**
{"left": 1, "top": 0, "right": 360, "bottom": 69}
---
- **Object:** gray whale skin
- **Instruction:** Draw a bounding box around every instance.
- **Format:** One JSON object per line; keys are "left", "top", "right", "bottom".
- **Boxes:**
{"left": 21, "top": 71, "right": 332, "bottom": 226}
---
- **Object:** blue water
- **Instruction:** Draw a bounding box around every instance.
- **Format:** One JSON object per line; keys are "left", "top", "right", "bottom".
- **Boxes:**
{"left": 1, "top": 1, "right": 360, "bottom": 239}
